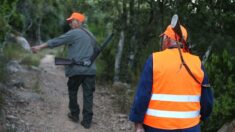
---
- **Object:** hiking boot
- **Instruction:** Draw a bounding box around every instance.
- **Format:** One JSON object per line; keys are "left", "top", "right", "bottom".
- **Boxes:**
{"left": 67, "top": 113, "right": 79, "bottom": 122}
{"left": 81, "top": 120, "right": 91, "bottom": 129}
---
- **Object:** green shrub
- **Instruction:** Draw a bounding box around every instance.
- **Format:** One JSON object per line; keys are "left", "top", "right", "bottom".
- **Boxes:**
{"left": 21, "top": 54, "right": 40, "bottom": 66}
{"left": 3, "top": 43, "right": 25, "bottom": 60}
{"left": 3, "top": 43, "right": 40, "bottom": 67}
{"left": 55, "top": 46, "right": 67, "bottom": 58}
{"left": 94, "top": 40, "right": 115, "bottom": 82}
{"left": 0, "top": 56, "right": 7, "bottom": 82}
{"left": 202, "top": 50, "right": 235, "bottom": 132}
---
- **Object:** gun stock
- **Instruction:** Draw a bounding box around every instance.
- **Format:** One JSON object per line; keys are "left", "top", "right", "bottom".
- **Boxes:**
{"left": 55, "top": 57, "right": 73, "bottom": 65}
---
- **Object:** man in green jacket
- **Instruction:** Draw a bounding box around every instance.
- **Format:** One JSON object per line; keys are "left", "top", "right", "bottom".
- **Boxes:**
{"left": 31, "top": 12, "right": 96, "bottom": 129}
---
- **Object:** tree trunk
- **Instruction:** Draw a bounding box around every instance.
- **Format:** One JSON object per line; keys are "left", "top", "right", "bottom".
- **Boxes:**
{"left": 114, "top": 31, "right": 125, "bottom": 82}
{"left": 128, "top": 0, "right": 137, "bottom": 67}
{"left": 36, "top": 18, "right": 42, "bottom": 44}
{"left": 128, "top": 35, "right": 137, "bottom": 67}
{"left": 202, "top": 45, "right": 212, "bottom": 65}
{"left": 158, "top": 0, "right": 164, "bottom": 50}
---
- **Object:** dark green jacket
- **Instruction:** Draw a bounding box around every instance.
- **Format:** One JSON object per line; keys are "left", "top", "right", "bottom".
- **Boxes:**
{"left": 47, "top": 27, "right": 96, "bottom": 77}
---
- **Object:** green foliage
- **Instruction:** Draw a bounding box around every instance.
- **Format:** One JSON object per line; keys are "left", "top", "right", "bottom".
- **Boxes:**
{"left": 0, "top": 0, "right": 18, "bottom": 49}
{"left": 203, "top": 50, "right": 235, "bottom": 132}
{"left": 3, "top": 44, "right": 40, "bottom": 67}
{"left": 96, "top": 45, "right": 115, "bottom": 82}
{"left": 0, "top": 1, "right": 234, "bottom": 131}
{"left": 88, "top": 20, "right": 115, "bottom": 82}
{"left": 21, "top": 54, "right": 40, "bottom": 67}
{"left": 3, "top": 44, "right": 23, "bottom": 60}
{"left": 0, "top": 56, "right": 7, "bottom": 82}
{"left": 55, "top": 46, "right": 67, "bottom": 58}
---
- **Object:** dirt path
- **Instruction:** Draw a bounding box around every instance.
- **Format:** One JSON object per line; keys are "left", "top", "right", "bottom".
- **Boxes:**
{"left": 16, "top": 54, "right": 133, "bottom": 132}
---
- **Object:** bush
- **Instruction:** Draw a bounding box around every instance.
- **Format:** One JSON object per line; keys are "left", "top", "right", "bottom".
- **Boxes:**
{"left": 202, "top": 50, "right": 235, "bottom": 132}
{"left": 3, "top": 43, "right": 40, "bottom": 67}
{"left": 21, "top": 54, "right": 40, "bottom": 66}
{"left": 0, "top": 56, "right": 7, "bottom": 82}
{"left": 3, "top": 43, "right": 24, "bottom": 60}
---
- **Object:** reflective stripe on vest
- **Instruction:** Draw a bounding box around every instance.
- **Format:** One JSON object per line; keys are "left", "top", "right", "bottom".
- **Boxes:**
{"left": 143, "top": 49, "right": 204, "bottom": 130}
{"left": 151, "top": 94, "right": 200, "bottom": 102}
{"left": 146, "top": 109, "right": 200, "bottom": 118}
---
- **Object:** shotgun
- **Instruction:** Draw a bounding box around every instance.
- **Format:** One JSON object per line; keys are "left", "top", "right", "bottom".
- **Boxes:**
{"left": 55, "top": 33, "right": 114, "bottom": 66}
{"left": 171, "top": 14, "right": 188, "bottom": 51}
{"left": 171, "top": 14, "right": 200, "bottom": 84}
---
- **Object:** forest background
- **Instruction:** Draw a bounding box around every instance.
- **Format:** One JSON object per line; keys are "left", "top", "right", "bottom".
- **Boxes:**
{"left": 0, "top": 0, "right": 235, "bottom": 131}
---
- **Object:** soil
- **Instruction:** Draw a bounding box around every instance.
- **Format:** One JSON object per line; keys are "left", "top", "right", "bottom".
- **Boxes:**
{"left": 1, "top": 54, "right": 134, "bottom": 132}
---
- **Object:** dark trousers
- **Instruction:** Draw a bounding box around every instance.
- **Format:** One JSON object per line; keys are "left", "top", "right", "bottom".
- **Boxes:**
{"left": 67, "top": 75, "right": 95, "bottom": 123}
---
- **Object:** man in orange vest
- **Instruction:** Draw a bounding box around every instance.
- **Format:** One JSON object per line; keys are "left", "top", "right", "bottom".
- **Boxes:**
{"left": 129, "top": 24, "right": 213, "bottom": 132}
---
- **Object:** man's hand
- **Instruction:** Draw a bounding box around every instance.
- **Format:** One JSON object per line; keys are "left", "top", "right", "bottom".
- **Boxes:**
{"left": 136, "top": 128, "right": 145, "bottom": 132}
{"left": 31, "top": 45, "right": 41, "bottom": 53}
{"left": 31, "top": 43, "right": 48, "bottom": 53}
{"left": 135, "top": 123, "right": 145, "bottom": 132}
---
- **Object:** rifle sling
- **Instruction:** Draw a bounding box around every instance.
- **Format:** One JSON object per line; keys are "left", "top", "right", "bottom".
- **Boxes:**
{"left": 80, "top": 27, "right": 97, "bottom": 44}
{"left": 176, "top": 41, "right": 201, "bottom": 84}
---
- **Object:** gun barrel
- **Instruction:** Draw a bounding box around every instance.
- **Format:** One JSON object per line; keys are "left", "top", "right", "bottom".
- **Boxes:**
{"left": 90, "top": 33, "right": 114, "bottom": 63}
{"left": 100, "top": 33, "right": 114, "bottom": 50}
{"left": 171, "top": 14, "right": 183, "bottom": 41}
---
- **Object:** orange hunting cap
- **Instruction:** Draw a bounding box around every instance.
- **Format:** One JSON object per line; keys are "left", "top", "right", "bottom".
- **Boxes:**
{"left": 160, "top": 25, "right": 188, "bottom": 41}
{"left": 66, "top": 12, "right": 85, "bottom": 22}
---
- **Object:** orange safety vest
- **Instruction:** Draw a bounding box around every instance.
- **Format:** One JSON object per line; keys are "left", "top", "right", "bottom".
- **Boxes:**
{"left": 143, "top": 49, "right": 204, "bottom": 130}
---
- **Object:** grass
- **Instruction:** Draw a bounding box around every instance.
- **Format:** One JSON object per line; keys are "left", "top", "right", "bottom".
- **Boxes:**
{"left": 3, "top": 43, "right": 24, "bottom": 60}
{"left": 3, "top": 43, "right": 41, "bottom": 67}
{"left": 0, "top": 42, "right": 43, "bottom": 94}
{"left": 55, "top": 46, "right": 67, "bottom": 58}
{"left": 21, "top": 54, "right": 40, "bottom": 66}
